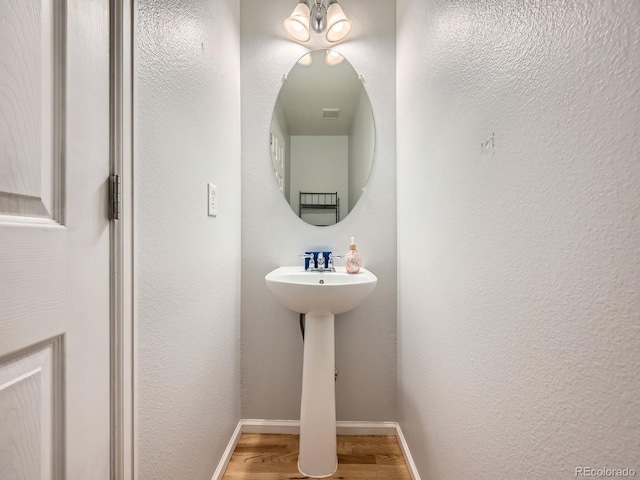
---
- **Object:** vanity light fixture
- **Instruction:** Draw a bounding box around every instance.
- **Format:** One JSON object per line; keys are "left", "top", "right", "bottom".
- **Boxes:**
{"left": 284, "top": 0, "right": 352, "bottom": 44}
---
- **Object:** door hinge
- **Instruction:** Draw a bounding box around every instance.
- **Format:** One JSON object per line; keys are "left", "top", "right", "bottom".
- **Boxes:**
{"left": 109, "top": 174, "right": 121, "bottom": 221}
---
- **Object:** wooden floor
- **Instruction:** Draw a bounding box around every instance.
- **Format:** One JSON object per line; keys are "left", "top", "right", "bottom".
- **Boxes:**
{"left": 221, "top": 433, "right": 412, "bottom": 479}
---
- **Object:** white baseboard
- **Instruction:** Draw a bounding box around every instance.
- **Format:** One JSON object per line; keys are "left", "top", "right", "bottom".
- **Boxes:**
{"left": 395, "top": 423, "right": 422, "bottom": 480}
{"left": 336, "top": 420, "right": 399, "bottom": 436}
{"left": 241, "top": 419, "right": 399, "bottom": 436}
{"left": 241, "top": 419, "right": 300, "bottom": 434}
{"left": 211, "top": 419, "right": 421, "bottom": 480}
{"left": 210, "top": 420, "right": 242, "bottom": 480}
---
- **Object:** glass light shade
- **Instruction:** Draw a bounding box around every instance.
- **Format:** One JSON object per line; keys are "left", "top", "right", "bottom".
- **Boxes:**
{"left": 324, "top": 50, "right": 344, "bottom": 66}
{"left": 325, "top": 3, "right": 352, "bottom": 43}
{"left": 284, "top": 3, "right": 311, "bottom": 42}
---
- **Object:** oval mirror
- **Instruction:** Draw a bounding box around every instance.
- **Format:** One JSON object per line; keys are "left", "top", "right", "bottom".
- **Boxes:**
{"left": 270, "top": 49, "right": 375, "bottom": 226}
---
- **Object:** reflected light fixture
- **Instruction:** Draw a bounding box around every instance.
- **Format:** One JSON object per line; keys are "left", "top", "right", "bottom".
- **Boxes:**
{"left": 284, "top": 0, "right": 352, "bottom": 44}
{"left": 324, "top": 50, "right": 345, "bottom": 66}
{"left": 298, "top": 53, "right": 313, "bottom": 66}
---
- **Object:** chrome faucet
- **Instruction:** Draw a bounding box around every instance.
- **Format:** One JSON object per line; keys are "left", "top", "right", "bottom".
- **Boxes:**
{"left": 301, "top": 251, "right": 341, "bottom": 271}
{"left": 327, "top": 253, "right": 343, "bottom": 272}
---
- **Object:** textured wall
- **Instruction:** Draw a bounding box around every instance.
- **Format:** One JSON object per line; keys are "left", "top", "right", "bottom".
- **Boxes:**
{"left": 135, "top": 1, "right": 241, "bottom": 479}
{"left": 397, "top": 1, "right": 640, "bottom": 479}
{"left": 240, "top": 0, "right": 397, "bottom": 421}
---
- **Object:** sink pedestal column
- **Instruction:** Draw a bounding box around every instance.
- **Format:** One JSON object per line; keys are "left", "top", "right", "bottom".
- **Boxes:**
{"left": 298, "top": 313, "right": 337, "bottom": 478}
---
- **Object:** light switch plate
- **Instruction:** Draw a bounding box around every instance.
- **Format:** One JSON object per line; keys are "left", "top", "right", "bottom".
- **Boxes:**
{"left": 208, "top": 183, "right": 217, "bottom": 216}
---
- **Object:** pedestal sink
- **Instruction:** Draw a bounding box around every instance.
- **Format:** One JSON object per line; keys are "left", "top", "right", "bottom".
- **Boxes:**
{"left": 265, "top": 266, "right": 377, "bottom": 478}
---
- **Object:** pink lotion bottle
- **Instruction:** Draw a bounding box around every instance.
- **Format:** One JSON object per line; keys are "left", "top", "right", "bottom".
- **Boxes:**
{"left": 345, "top": 236, "right": 362, "bottom": 274}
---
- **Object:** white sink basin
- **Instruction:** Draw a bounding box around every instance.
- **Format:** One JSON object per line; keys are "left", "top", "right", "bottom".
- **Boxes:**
{"left": 265, "top": 265, "right": 377, "bottom": 478}
{"left": 265, "top": 266, "right": 377, "bottom": 315}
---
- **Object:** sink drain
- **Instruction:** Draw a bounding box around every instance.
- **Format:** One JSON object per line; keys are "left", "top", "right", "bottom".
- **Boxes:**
{"left": 319, "top": 279, "right": 324, "bottom": 284}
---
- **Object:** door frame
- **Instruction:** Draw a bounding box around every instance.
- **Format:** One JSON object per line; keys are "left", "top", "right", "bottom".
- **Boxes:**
{"left": 110, "top": 0, "right": 135, "bottom": 479}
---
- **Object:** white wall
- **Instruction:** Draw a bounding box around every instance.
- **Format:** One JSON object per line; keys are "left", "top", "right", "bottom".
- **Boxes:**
{"left": 240, "top": 0, "right": 397, "bottom": 421}
{"left": 397, "top": 1, "right": 640, "bottom": 479}
{"left": 291, "top": 135, "right": 348, "bottom": 225}
{"left": 135, "top": 1, "right": 241, "bottom": 479}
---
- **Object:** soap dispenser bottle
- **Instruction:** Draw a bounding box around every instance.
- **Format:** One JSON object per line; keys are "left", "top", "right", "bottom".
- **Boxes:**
{"left": 345, "top": 236, "right": 362, "bottom": 274}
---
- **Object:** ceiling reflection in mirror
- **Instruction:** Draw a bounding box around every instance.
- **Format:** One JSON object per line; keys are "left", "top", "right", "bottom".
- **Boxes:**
{"left": 270, "top": 50, "right": 375, "bottom": 226}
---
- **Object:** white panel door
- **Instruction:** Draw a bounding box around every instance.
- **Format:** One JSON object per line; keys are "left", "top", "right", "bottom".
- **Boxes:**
{"left": 0, "top": 0, "right": 110, "bottom": 479}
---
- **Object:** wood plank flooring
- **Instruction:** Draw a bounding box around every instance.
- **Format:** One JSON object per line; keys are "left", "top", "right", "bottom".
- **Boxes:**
{"left": 221, "top": 433, "right": 412, "bottom": 479}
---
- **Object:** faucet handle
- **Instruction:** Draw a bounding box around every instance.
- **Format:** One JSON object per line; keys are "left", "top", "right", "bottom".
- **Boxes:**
{"left": 328, "top": 253, "right": 343, "bottom": 263}
{"left": 300, "top": 252, "right": 316, "bottom": 271}
{"left": 327, "top": 253, "right": 343, "bottom": 271}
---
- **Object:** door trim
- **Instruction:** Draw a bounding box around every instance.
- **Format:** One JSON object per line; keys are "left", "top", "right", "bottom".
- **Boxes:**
{"left": 110, "top": 0, "right": 135, "bottom": 479}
